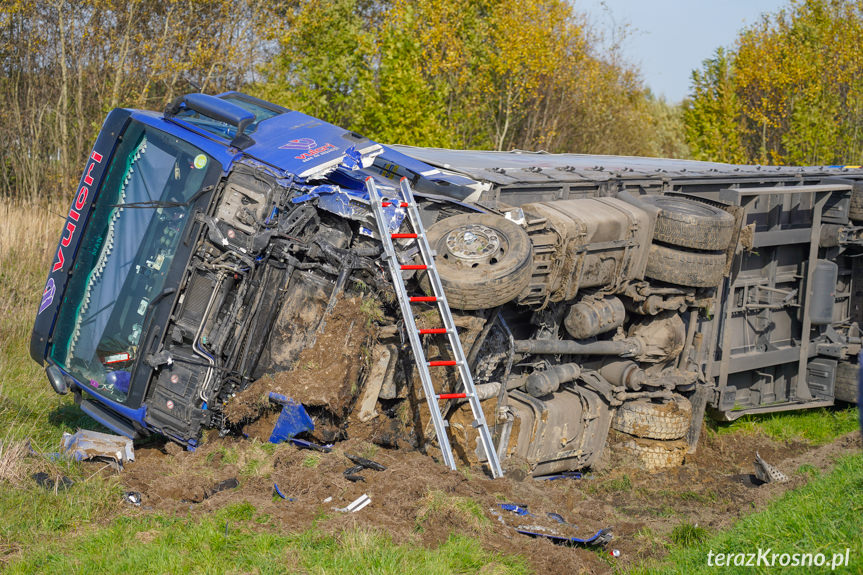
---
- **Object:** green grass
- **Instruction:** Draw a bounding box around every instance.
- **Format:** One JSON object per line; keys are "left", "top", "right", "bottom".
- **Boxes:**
{"left": 710, "top": 406, "right": 859, "bottom": 446}
{"left": 628, "top": 453, "right": 863, "bottom": 574}
{"left": 2, "top": 502, "right": 528, "bottom": 574}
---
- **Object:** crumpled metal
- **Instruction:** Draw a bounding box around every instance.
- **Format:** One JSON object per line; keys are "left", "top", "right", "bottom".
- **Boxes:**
{"left": 60, "top": 429, "right": 135, "bottom": 466}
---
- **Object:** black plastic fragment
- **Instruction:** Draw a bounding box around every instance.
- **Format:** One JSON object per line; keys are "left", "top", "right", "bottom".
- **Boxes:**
{"left": 289, "top": 438, "right": 333, "bottom": 453}
{"left": 343, "top": 465, "right": 365, "bottom": 475}
{"left": 345, "top": 454, "right": 386, "bottom": 471}
{"left": 32, "top": 472, "right": 74, "bottom": 491}
{"left": 210, "top": 478, "right": 239, "bottom": 496}
{"left": 344, "top": 474, "right": 366, "bottom": 483}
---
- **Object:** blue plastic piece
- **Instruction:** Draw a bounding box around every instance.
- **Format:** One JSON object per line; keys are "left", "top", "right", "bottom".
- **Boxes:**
{"left": 499, "top": 503, "right": 533, "bottom": 517}
{"left": 536, "top": 471, "right": 584, "bottom": 481}
{"left": 105, "top": 371, "right": 131, "bottom": 394}
{"left": 547, "top": 512, "right": 567, "bottom": 524}
{"left": 273, "top": 483, "right": 295, "bottom": 501}
{"left": 268, "top": 392, "right": 314, "bottom": 444}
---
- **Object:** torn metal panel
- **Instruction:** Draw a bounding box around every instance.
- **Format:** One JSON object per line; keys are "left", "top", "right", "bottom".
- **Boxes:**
{"left": 60, "top": 429, "right": 135, "bottom": 466}
{"left": 290, "top": 183, "right": 406, "bottom": 233}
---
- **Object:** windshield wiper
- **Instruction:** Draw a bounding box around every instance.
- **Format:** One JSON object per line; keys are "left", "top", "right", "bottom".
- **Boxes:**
{"left": 111, "top": 185, "right": 215, "bottom": 209}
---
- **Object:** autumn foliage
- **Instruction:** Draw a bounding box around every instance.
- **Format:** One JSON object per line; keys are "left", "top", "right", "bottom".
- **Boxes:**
{"left": 0, "top": 0, "right": 684, "bottom": 201}
{"left": 685, "top": 0, "right": 863, "bottom": 166}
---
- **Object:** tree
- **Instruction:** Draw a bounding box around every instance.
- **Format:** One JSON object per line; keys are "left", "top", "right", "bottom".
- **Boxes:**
{"left": 685, "top": 0, "right": 863, "bottom": 165}
{"left": 683, "top": 48, "right": 746, "bottom": 163}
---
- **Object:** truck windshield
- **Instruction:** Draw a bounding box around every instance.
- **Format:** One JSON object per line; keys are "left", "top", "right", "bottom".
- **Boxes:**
{"left": 50, "top": 120, "right": 219, "bottom": 402}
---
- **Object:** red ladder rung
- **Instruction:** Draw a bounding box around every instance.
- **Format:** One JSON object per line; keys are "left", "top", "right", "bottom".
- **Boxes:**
{"left": 409, "top": 296, "right": 437, "bottom": 302}
{"left": 418, "top": 328, "right": 447, "bottom": 334}
{"left": 428, "top": 360, "right": 458, "bottom": 367}
{"left": 401, "top": 264, "right": 427, "bottom": 270}
{"left": 391, "top": 233, "right": 417, "bottom": 239}
{"left": 381, "top": 201, "right": 409, "bottom": 208}
{"left": 437, "top": 393, "right": 467, "bottom": 400}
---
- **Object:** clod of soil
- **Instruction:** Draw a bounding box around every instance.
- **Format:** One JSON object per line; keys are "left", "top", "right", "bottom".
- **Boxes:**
{"left": 224, "top": 296, "right": 376, "bottom": 425}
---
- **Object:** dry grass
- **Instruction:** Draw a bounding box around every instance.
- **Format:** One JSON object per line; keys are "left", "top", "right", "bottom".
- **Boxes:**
{"left": 0, "top": 438, "right": 28, "bottom": 485}
{"left": 0, "top": 200, "right": 63, "bottom": 345}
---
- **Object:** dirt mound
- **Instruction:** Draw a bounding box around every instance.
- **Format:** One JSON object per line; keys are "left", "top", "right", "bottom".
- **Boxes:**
{"left": 224, "top": 296, "right": 376, "bottom": 425}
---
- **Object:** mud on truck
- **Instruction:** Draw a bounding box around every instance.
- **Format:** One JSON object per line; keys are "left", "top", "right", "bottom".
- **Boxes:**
{"left": 31, "top": 92, "right": 862, "bottom": 476}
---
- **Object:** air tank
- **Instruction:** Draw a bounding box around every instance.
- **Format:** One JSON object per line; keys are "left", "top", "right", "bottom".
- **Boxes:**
{"left": 564, "top": 296, "right": 626, "bottom": 339}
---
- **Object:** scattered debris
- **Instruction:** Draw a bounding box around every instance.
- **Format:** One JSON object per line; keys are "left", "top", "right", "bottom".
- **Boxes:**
{"left": 344, "top": 473, "right": 365, "bottom": 483}
{"left": 609, "top": 549, "right": 621, "bottom": 558}
{"left": 499, "top": 503, "right": 534, "bottom": 517}
{"left": 289, "top": 438, "right": 332, "bottom": 452}
{"left": 336, "top": 494, "right": 371, "bottom": 513}
{"left": 754, "top": 451, "right": 789, "bottom": 484}
{"left": 497, "top": 502, "right": 613, "bottom": 547}
{"left": 536, "top": 471, "right": 584, "bottom": 481}
{"left": 123, "top": 491, "right": 142, "bottom": 506}
{"left": 267, "top": 393, "right": 314, "bottom": 444}
{"left": 273, "top": 483, "right": 294, "bottom": 501}
{"left": 516, "top": 527, "right": 613, "bottom": 547}
{"left": 345, "top": 454, "right": 386, "bottom": 471}
{"left": 60, "top": 429, "right": 134, "bottom": 469}
{"left": 31, "top": 472, "right": 73, "bottom": 491}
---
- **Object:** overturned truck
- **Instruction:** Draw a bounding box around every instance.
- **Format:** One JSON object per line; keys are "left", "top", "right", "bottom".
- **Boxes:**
{"left": 31, "top": 92, "right": 862, "bottom": 476}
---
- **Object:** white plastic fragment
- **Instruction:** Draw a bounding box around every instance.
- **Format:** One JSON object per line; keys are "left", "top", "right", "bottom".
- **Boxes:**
{"left": 335, "top": 494, "right": 371, "bottom": 513}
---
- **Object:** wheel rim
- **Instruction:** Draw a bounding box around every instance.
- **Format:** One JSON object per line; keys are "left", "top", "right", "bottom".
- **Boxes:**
{"left": 653, "top": 196, "right": 719, "bottom": 218}
{"left": 443, "top": 224, "right": 503, "bottom": 267}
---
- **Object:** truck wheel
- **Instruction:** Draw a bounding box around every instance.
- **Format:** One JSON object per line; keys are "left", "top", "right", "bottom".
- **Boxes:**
{"left": 850, "top": 183, "right": 863, "bottom": 221}
{"left": 616, "top": 436, "right": 688, "bottom": 470}
{"left": 645, "top": 244, "right": 725, "bottom": 288}
{"left": 641, "top": 195, "right": 735, "bottom": 251}
{"left": 612, "top": 395, "right": 692, "bottom": 440}
{"left": 835, "top": 360, "right": 859, "bottom": 403}
{"left": 424, "top": 213, "right": 533, "bottom": 310}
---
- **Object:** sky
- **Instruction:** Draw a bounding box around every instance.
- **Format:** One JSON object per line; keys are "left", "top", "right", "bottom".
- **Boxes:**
{"left": 578, "top": 0, "right": 789, "bottom": 103}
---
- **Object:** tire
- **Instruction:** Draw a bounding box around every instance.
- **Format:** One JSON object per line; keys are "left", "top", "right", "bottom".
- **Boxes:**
{"left": 616, "top": 436, "right": 688, "bottom": 471}
{"left": 835, "top": 361, "right": 859, "bottom": 404}
{"left": 423, "top": 213, "right": 533, "bottom": 310}
{"left": 850, "top": 183, "right": 863, "bottom": 222}
{"left": 612, "top": 395, "right": 692, "bottom": 440}
{"left": 640, "top": 195, "right": 735, "bottom": 251}
{"left": 645, "top": 244, "right": 726, "bottom": 288}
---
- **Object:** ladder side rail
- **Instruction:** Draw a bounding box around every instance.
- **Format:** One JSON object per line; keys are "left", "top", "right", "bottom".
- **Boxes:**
{"left": 398, "top": 179, "right": 504, "bottom": 478}
{"left": 366, "top": 178, "right": 458, "bottom": 470}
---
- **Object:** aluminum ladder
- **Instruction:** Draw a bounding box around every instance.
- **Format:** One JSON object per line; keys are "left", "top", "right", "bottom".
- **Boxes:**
{"left": 366, "top": 176, "right": 503, "bottom": 478}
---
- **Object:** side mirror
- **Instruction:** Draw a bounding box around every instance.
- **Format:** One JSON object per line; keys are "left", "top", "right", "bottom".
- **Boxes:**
{"left": 46, "top": 364, "right": 69, "bottom": 395}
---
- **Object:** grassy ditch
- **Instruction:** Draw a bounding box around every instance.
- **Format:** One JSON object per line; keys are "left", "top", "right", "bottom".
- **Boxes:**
{"left": 628, "top": 452, "right": 863, "bottom": 574}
